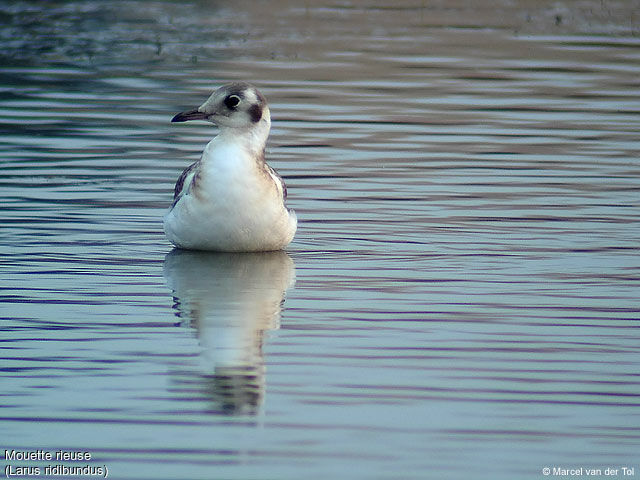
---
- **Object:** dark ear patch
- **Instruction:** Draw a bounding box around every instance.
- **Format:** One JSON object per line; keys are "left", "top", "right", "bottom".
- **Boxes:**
{"left": 248, "top": 104, "right": 263, "bottom": 123}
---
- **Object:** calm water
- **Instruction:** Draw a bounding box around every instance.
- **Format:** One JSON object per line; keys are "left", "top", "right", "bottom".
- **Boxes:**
{"left": 1, "top": 1, "right": 640, "bottom": 479}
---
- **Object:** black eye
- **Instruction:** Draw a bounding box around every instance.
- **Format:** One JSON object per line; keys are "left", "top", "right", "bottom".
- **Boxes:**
{"left": 224, "top": 95, "right": 241, "bottom": 109}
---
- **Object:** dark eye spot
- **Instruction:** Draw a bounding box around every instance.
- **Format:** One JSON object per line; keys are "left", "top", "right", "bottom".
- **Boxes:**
{"left": 224, "top": 95, "right": 241, "bottom": 109}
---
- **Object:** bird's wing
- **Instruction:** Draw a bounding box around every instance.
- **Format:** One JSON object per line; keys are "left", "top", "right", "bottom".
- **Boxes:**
{"left": 172, "top": 160, "right": 200, "bottom": 207}
{"left": 265, "top": 163, "right": 287, "bottom": 201}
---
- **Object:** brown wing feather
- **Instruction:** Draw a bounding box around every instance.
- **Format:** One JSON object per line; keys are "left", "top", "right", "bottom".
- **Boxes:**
{"left": 172, "top": 160, "right": 200, "bottom": 207}
{"left": 266, "top": 163, "right": 287, "bottom": 200}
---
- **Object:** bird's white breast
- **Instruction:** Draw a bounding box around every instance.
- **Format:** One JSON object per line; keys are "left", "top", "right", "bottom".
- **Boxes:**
{"left": 164, "top": 135, "right": 296, "bottom": 252}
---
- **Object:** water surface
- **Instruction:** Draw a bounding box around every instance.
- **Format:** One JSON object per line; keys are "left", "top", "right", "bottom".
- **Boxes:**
{"left": 1, "top": 1, "right": 639, "bottom": 479}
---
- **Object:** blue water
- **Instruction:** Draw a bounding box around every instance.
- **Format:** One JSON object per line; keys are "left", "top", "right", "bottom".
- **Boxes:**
{"left": 1, "top": 2, "right": 639, "bottom": 479}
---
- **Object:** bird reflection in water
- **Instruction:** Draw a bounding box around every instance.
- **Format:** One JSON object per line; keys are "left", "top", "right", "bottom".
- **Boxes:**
{"left": 163, "top": 250, "right": 295, "bottom": 415}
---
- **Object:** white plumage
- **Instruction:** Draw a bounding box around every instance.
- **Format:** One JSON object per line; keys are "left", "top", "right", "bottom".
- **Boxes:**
{"left": 164, "top": 82, "right": 297, "bottom": 251}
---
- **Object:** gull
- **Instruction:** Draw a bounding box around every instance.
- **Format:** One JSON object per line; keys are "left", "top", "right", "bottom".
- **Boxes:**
{"left": 164, "top": 82, "right": 297, "bottom": 251}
